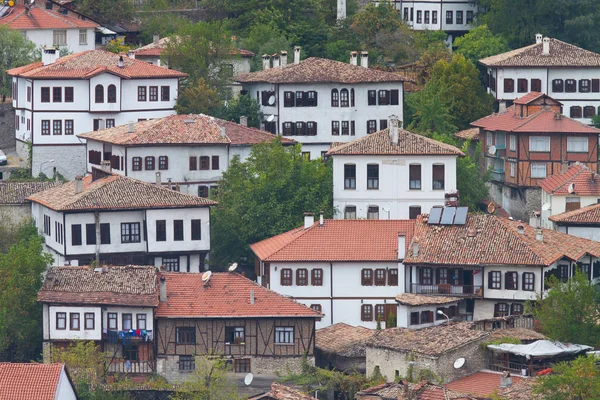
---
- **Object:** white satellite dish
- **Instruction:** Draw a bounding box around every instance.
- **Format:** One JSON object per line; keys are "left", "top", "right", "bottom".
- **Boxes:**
{"left": 201, "top": 270, "right": 212, "bottom": 285}
{"left": 266, "top": 114, "right": 275, "bottom": 122}
{"left": 568, "top": 183, "right": 575, "bottom": 194}
{"left": 268, "top": 95, "right": 276, "bottom": 106}
{"left": 228, "top": 263, "right": 238, "bottom": 272}
{"left": 542, "top": 203, "right": 551, "bottom": 211}
{"left": 453, "top": 357, "right": 466, "bottom": 369}
{"left": 488, "top": 145, "right": 497, "bottom": 156}
{"left": 244, "top": 373, "right": 254, "bottom": 386}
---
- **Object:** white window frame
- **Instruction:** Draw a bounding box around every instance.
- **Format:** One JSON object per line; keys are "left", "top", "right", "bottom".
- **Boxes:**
{"left": 274, "top": 326, "right": 294, "bottom": 344}
{"left": 567, "top": 137, "right": 588, "bottom": 153}
{"left": 529, "top": 136, "right": 550, "bottom": 152}
{"left": 486, "top": 132, "right": 492, "bottom": 146}
{"left": 509, "top": 135, "right": 516, "bottom": 151}
{"left": 53, "top": 30, "right": 67, "bottom": 46}
{"left": 531, "top": 163, "right": 547, "bottom": 178}
{"left": 510, "top": 162, "right": 516, "bottom": 178}
{"left": 79, "top": 29, "right": 87, "bottom": 45}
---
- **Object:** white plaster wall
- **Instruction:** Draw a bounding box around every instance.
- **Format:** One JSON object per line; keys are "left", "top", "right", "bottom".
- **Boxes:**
{"left": 48, "top": 305, "right": 102, "bottom": 340}
{"left": 266, "top": 262, "right": 331, "bottom": 298}
{"left": 121, "top": 78, "right": 179, "bottom": 111}
{"left": 56, "top": 367, "right": 78, "bottom": 400}
{"left": 34, "top": 204, "right": 65, "bottom": 256}
{"left": 558, "top": 226, "right": 600, "bottom": 241}
{"left": 24, "top": 28, "right": 96, "bottom": 53}
{"left": 146, "top": 208, "right": 211, "bottom": 252}
{"left": 102, "top": 306, "right": 154, "bottom": 331}
{"left": 89, "top": 74, "right": 122, "bottom": 113}
{"left": 31, "top": 79, "right": 89, "bottom": 113}
{"left": 296, "top": 299, "right": 332, "bottom": 330}
{"left": 153, "top": 253, "right": 204, "bottom": 273}
{"left": 483, "top": 265, "right": 542, "bottom": 301}
{"left": 493, "top": 67, "right": 548, "bottom": 100}
{"left": 397, "top": 303, "right": 457, "bottom": 329}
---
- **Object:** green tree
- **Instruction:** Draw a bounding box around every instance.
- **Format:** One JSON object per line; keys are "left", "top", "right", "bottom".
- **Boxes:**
{"left": 530, "top": 269, "right": 600, "bottom": 347}
{"left": 174, "top": 78, "right": 221, "bottom": 116}
{"left": 210, "top": 139, "right": 333, "bottom": 266}
{"left": 215, "top": 94, "right": 263, "bottom": 128}
{"left": 171, "top": 357, "right": 243, "bottom": 400}
{"left": 454, "top": 141, "right": 490, "bottom": 210}
{"left": 76, "top": 0, "right": 134, "bottom": 26}
{"left": 454, "top": 25, "right": 510, "bottom": 66}
{"left": 0, "top": 26, "right": 37, "bottom": 102}
{"left": 534, "top": 355, "right": 600, "bottom": 400}
{"left": 407, "top": 81, "right": 457, "bottom": 136}
{"left": 104, "top": 38, "right": 131, "bottom": 54}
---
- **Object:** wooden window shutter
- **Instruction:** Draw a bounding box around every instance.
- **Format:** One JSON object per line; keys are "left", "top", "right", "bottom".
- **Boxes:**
{"left": 505, "top": 272, "right": 510, "bottom": 288}
{"left": 494, "top": 303, "right": 499, "bottom": 316}
{"left": 390, "top": 89, "right": 399, "bottom": 105}
{"left": 189, "top": 157, "right": 197, "bottom": 170}
{"left": 488, "top": 271, "right": 493, "bottom": 289}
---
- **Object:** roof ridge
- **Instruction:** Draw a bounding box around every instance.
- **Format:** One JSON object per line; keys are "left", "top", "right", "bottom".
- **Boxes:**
{"left": 550, "top": 201, "right": 600, "bottom": 222}
{"left": 261, "top": 225, "right": 314, "bottom": 260}
{"left": 550, "top": 164, "right": 587, "bottom": 193}
{"left": 495, "top": 218, "right": 546, "bottom": 265}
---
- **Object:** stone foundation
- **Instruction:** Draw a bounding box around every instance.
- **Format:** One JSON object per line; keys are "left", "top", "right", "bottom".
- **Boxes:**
{"left": 32, "top": 144, "right": 86, "bottom": 180}
{"left": 488, "top": 182, "right": 541, "bottom": 222}
{"left": 0, "top": 103, "right": 15, "bottom": 151}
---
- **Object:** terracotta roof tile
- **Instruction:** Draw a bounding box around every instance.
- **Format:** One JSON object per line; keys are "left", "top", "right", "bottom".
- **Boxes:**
{"left": 217, "top": 119, "right": 295, "bottom": 146}
{"left": 236, "top": 57, "right": 412, "bottom": 84}
{"left": 356, "top": 382, "right": 476, "bottom": 400}
{"left": 479, "top": 38, "right": 600, "bottom": 67}
{"left": 0, "top": 3, "right": 98, "bottom": 30}
{"left": 0, "top": 363, "right": 65, "bottom": 400}
{"left": 37, "top": 265, "right": 159, "bottom": 307}
{"left": 406, "top": 213, "right": 600, "bottom": 266}
{"left": 455, "top": 128, "right": 480, "bottom": 141}
{"left": 395, "top": 294, "right": 461, "bottom": 306}
{"left": 513, "top": 92, "right": 546, "bottom": 105}
{"left": 549, "top": 202, "right": 600, "bottom": 224}
{"left": 497, "top": 378, "right": 541, "bottom": 400}
{"left": 249, "top": 383, "right": 316, "bottom": 400}
{"left": 0, "top": 181, "right": 60, "bottom": 205}
{"left": 7, "top": 50, "right": 187, "bottom": 79}
{"left": 155, "top": 272, "right": 321, "bottom": 318}
{"left": 445, "top": 372, "right": 524, "bottom": 397}
{"left": 251, "top": 219, "right": 415, "bottom": 262}
{"left": 133, "top": 36, "right": 255, "bottom": 58}
{"left": 489, "top": 328, "right": 546, "bottom": 342}
{"left": 539, "top": 162, "right": 600, "bottom": 195}
{"left": 27, "top": 170, "right": 217, "bottom": 211}
{"left": 326, "top": 128, "right": 464, "bottom": 156}
{"left": 315, "top": 323, "right": 376, "bottom": 357}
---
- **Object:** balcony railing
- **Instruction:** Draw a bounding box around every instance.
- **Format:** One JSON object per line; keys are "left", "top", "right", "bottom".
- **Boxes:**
{"left": 410, "top": 284, "right": 483, "bottom": 298}
{"left": 106, "top": 360, "right": 155, "bottom": 374}
{"left": 488, "top": 359, "right": 530, "bottom": 376}
{"left": 490, "top": 170, "right": 505, "bottom": 182}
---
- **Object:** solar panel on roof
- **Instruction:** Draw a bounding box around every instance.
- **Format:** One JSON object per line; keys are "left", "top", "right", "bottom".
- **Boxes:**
{"left": 454, "top": 207, "right": 468, "bottom": 225}
{"left": 428, "top": 206, "right": 443, "bottom": 224}
{"left": 440, "top": 207, "right": 456, "bottom": 225}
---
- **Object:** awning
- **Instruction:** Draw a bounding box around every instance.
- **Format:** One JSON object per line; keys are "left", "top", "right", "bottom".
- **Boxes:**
{"left": 488, "top": 340, "right": 592, "bottom": 359}
{"left": 97, "top": 26, "right": 117, "bottom": 35}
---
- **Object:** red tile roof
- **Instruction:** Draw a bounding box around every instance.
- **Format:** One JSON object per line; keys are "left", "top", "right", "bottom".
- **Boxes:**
{"left": 236, "top": 57, "right": 412, "bottom": 84}
{"left": 356, "top": 382, "right": 476, "bottom": 400}
{"left": 0, "top": 363, "right": 66, "bottom": 400}
{"left": 445, "top": 372, "right": 524, "bottom": 397}
{"left": 249, "top": 383, "right": 317, "bottom": 400}
{"left": 513, "top": 92, "right": 546, "bottom": 105}
{"left": 155, "top": 272, "right": 321, "bottom": 318}
{"left": 251, "top": 219, "right": 415, "bottom": 262}
{"left": 471, "top": 105, "right": 599, "bottom": 134}
{"left": 133, "top": 37, "right": 255, "bottom": 58}
{"left": 455, "top": 128, "right": 480, "bottom": 141}
{"left": 0, "top": 181, "right": 60, "bottom": 205}
{"left": 406, "top": 213, "right": 600, "bottom": 266}
{"left": 539, "top": 162, "right": 600, "bottom": 195}
{"left": 0, "top": 3, "right": 98, "bottom": 30}
{"left": 7, "top": 50, "right": 187, "bottom": 79}
{"left": 549, "top": 202, "right": 600, "bottom": 225}
{"left": 316, "top": 323, "right": 376, "bottom": 357}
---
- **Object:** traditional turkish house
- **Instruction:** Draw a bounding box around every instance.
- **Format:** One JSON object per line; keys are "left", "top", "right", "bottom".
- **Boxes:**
{"left": 154, "top": 272, "right": 322, "bottom": 382}
{"left": 0, "top": 181, "right": 60, "bottom": 225}
{"left": 0, "top": 363, "right": 77, "bottom": 400}
{"left": 38, "top": 265, "right": 159, "bottom": 375}
{"left": 314, "top": 323, "right": 376, "bottom": 374}
{"left": 548, "top": 204, "right": 600, "bottom": 243}
{"left": 404, "top": 210, "right": 600, "bottom": 320}
{"left": 471, "top": 92, "right": 600, "bottom": 221}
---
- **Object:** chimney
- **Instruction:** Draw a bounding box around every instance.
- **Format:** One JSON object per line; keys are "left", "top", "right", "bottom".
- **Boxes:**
{"left": 294, "top": 46, "right": 301, "bottom": 64}
{"left": 239, "top": 116, "right": 248, "bottom": 127}
{"left": 536, "top": 229, "right": 544, "bottom": 242}
{"left": 319, "top": 211, "right": 324, "bottom": 226}
{"left": 75, "top": 176, "right": 83, "bottom": 194}
{"left": 542, "top": 37, "right": 550, "bottom": 55}
{"left": 262, "top": 54, "right": 271, "bottom": 70}
{"left": 155, "top": 171, "right": 161, "bottom": 186}
{"left": 153, "top": 33, "right": 159, "bottom": 45}
{"left": 500, "top": 372, "right": 513, "bottom": 388}
{"left": 535, "top": 33, "right": 543, "bottom": 44}
{"left": 412, "top": 242, "right": 419, "bottom": 257}
{"left": 304, "top": 212, "right": 315, "bottom": 229}
{"left": 272, "top": 53, "right": 280, "bottom": 68}
{"left": 517, "top": 224, "right": 525, "bottom": 234}
{"left": 159, "top": 275, "right": 167, "bottom": 302}
{"left": 250, "top": 290, "right": 255, "bottom": 305}
{"left": 360, "top": 51, "right": 369, "bottom": 68}
{"left": 220, "top": 126, "right": 227, "bottom": 137}
{"left": 389, "top": 114, "right": 399, "bottom": 144}
{"left": 350, "top": 51, "right": 358, "bottom": 66}
{"left": 101, "top": 160, "right": 111, "bottom": 172}
{"left": 280, "top": 51, "right": 288, "bottom": 67}
{"left": 554, "top": 113, "right": 562, "bottom": 120}
{"left": 128, "top": 121, "right": 135, "bottom": 133}
{"left": 127, "top": 50, "right": 135, "bottom": 59}
{"left": 42, "top": 47, "right": 59, "bottom": 66}
{"left": 398, "top": 235, "right": 406, "bottom": 259}
{"left": 117, "top": 55, "right": 124, "bottom": 68}
{"left": 337, "top": 0, "right": 346, "bottom": 21}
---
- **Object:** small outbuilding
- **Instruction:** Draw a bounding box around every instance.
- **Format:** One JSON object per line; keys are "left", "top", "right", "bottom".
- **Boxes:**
{"left": 315, "top": 323, "right": 375, "bottom": 373}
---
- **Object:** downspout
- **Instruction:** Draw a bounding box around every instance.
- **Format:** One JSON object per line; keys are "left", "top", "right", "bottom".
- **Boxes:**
{"left": 276, "top": 83, "right": 280, "bottom": 135}
{"left": 540, "top": 266, "right": 544, "bottom": 297}
{"left": 330, "top": 262, "right": 333, "bottom": 326}
{"left": 95, "top": 211, "right": 100, "bottom": 266}
{"left": 62, "top": 213, "right": 67, "bottom": 258}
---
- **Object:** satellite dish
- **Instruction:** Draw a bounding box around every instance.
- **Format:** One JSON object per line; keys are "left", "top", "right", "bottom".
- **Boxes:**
{"left": 201, "top": 270, "right": 212, "bottom": 285}
{"left": 266, "top": 114, "right": 275, "bottom": 122}
{"left": 268, "top": 95, "right": 276, "bottom": 106}
{"left": 228, "top": 263, "right": 238, "bottom": 272}
{"left": 453, "top": 358, "right": 466, "bottom": 369}
{"left": 568, "top": 183, "right": 575, "bottom": 194}
{"left": 244, "top": 373, "right": 254, "bottom": 386}
{"left": 488, "top": 145, "right": 497, "bottom": 156}
{"left": 542, "top": 203, "right": 551, "bottom": 211}
{"left": 487, "top": 202, "right": 496, "bottom": 214}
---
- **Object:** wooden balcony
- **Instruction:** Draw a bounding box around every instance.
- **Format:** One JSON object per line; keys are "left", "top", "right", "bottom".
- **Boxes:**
{"left": 410, "top": 283, "right": 483, "bottom": 298}
{"left": 106, "top": 360, "right": 155, "bottom": 374}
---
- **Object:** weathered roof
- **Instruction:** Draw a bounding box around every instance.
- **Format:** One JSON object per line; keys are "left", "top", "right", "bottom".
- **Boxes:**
{"left": 133, "top": 36, "right": 255, "bottom": 58}
{"left": 539, "top": 162, "right": 600, "bottom": 196}
{"left": 251, "top": 219, "right": 415, "bottom": 262}
{"left": 357, "top": 382, "right": 474, "bottom": 400}
{"left": 315, "top": 323, "right": 376, "bottom": 357}
{"left": 366, "top": 322, "right": 489, "bottom": 356}
{"left": 27, "top": 170, "right": 216, "bottom": 211}
{"left": 236, "top": 57, "right": 412, "bottom": 84}
{"left": 7, "top": 50, "right": 187, "bottom": 79}
{"left": 78, "top": 114, "right": 294, "bottom": 146}
{"left": 406, "top": 213, "right": 600, "bottom": 266}
{"left": 248, "top": 383, "right": 316, "bottom": 400}
{"left": 0, "top": 181, "right": 60, "bottom": 205}
{"left": 550, "top": 203, "right": 600, "bottom": 225}
{"left": 155, "top": 272, "right": 321, "bottom": 318}
{"left": 479, "top": 38, "right": 600, "bottom": 67}
{"left": 446, "top": 372, "right": 524, "bottom": 397}
{"left": 454, "top": 127, "right": 480, "bottom": 141}
{"left": 489, "top": 328, "right": 546, "bottom": 342}
{"left": 0, "top": 363, "right": 67, "bottom": 400}
{"left": 326, "top": 128, "right": 464, "bottom": 156}
{"left": 513, "top": 92, "right": 547, "bottom": 105}
{"left": 497, "top": 378, "right": 541, "bottom": 400}
{"left": 37, "top": 265, "right": 159, "bottom": 307}
{"left": 395, "top": 294, "right": 461, "bottom": 306}
{"left": 0, "top": 3, "right": 98, "bottom": 30}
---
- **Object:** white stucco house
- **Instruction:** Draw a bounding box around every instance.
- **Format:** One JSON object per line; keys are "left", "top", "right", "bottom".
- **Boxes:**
{"left": 326, "top": 117, "right": 464, "bottom": 220}
{"left": 0, "top": 362, "right": 77, "bottom": 400}
{"left": 251, "top": 215, "right": 415, "bottom": 330}
{"left": 235, "top": 49, "right": 411, "bottom": 159}
{"left": 27, "top": 166, "right": 216, "bottom": 270}
{"left": 7, "top": 49, "right": 186, "bottom": 180}
{"left": 78, "top": 114, "right": 295, "bottom": 197}
{"left": 0, "top": 0, "right": 99, "bottom": 54}
{"left": 480, "top": 34, "right": 600, "bottom": 124}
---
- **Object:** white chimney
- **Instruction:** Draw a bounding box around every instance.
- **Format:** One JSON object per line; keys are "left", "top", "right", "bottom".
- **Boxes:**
{"left": 101, "top": 160, "right": 111, "bottom": 172}
{"left": 389, "top": 114, "right": 399, "bottom": 144}
{"left": 350, "top": 51, "right": 358, "bottom": 66}
{"left": 153, "top": 33, "right": 159, "bottom": 45}
{"left": 117, "top": 55, "right": 124, "bottom": 68}
{"left": 128, "top": 121, "right": 135, "bottom": 133}
{"left": 155, "top": 171, "right": 161, "bottom": 186}
{"left": 536, "top": 229, "right": 544, "bottom": 242}
{"left": 280, "top": 51, "right": 288, "bottom": 67}
{"left": 304, "top": 212, "right": 315, "bottom": 229}
{"left": 542, "top": 37, "right": 550, "bottom": 55}
{"left": 337, "top": 0, "right": 346, "bottom": 21}
{"left": 250, "top": 290, "right": 255, "bottom": 305}
{"left": 398, "top": 236, "right": 406, "bottom": 259}
{"left": 517, "top": 224, "right": 525, "bottom": 234}
{"left": 159, "top": 276, "right": 167, "bottom": 302}
{"left": 75, "top": 176, "right": 83, "bottom": 194}
{"left": 220, "top": 126, "right": 227, "bottom": 137}
{"left": 294, "top": 46, "right": 301, "bottom": 64}
{"left": 42, "top": 47, "right": 59, "bottom": 66}
{"left": 535, "top": 33, "right": 543, "bottom": 44}
{"left": 127, "top": 50, "right": 135, "bottom": 59}
{"left": 262, "top": 54, "right": 271, "bottom": 70}
{"left": 272, "top": 53, "right": 280, "bottom": 68}
{"left": 239, "top": 116, "right": 248, "bottom": 127}
{"left": 360, "top": 51, "right": 369, "bottom": 68}
{"left": 412, "top": 242, "right": 419, "bottom": 257}
{"left": 319, "top": 211, "right": 324, "bottom": 226}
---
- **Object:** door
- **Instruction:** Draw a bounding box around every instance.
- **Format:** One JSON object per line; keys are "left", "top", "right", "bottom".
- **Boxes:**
{"left": 463, "top": 270, "right": 473, "bottom": 294}
{"left": 384, "top": 304, "right": 397, "bottom": 328}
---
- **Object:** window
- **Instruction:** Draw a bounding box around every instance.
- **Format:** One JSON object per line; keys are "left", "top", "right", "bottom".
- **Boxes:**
{"left": 137, "top": 314, "right": 146, "bottom": 330}
{"left": 432, "top": 164, "right": 445, "bottom": 190}
{"left": 63, "top": 87, "right": 73, "bottom": 103}
{"left": 284, "top": 91, "right": 294, "bottom": 107}
{"left": 367, "top": 164, "right": 379, "bottom": 189}
{"left": 84, "top": 312, "right": 94, "bottom": 330}
{"left": 361, "top": 305, "right": 373, "bottom": 321}
{"left": 409, "top": 164, "right": 421, "bottom": 190}
{"left": 275, "top": 327, "right": 294, "bottom": 344}
{"left": 199, "top": 156, "right": 209, "bottom": 170}
{"left": 64, "top": 120, "right": 74, "bottom": 135}
{"left": 179, "top": 355, "right": 195, "bottom": 371}
{"left": 421, "top": 310, "right": 433, "bottom": 323}
{"left": 566, "top": 196, "right": 581, "bottom": 211}
{"left": 368, "top": 90, "right": 376, "bottom": 106}
{"left": 344, "top": 206, "right": 356, "bottom": 219}
{"left": 593, "top": 79, "right": 600, "bottom": 93}
{"left": 149, "top": 86, "right": 158, "bottom": 102}
{"left": 282, "top": 122, "right": 293, "bottom": 136}
{"left": 53, "top": 30, "right": 67, "bottom": 45}
{"left": 367, "top": 120, "right": 377, "bottom": 134}
{"left": 176, "top": 327, "right": 196, "bottom": 344}
{"left": 340, "top": 89, "right": 349, "bottom": 107}
{"left": 52, "top": 87, "right": 62, "bottom": 102}
{"left": 409, "top": 206, "right": 421, "bottom": 220}
{"left": 424, "top": 10, "right": 430, "bottom": 23}
{"left": 505, "top": 272, "right": 518, "bottom": 290}
{"left": 189, "top": 156, "right": 197, "bottom": 171}
{"left": 94, "top": 84, "right": 104, "bottom": 103}
{"left": 509, "top": 135, "right": 516, "bottom": 151}
{"left": 191, "top": 219, "right": 201, "bottom": 241}
{"left": 198, "top": 185, "right": 209, "bottom": 197}
{"left": 307, "top": 121, "right": 317, "bottom": 136}
{"left": 517, "top": 79, "right": 528, "bottom": 93}
{"left": 312, "top": 269, "right": 323, "bottom": 286}
{"left": 211, "top": 156, "right": 220, "bottom": 170}
{"left": 233, "top": 359, "right": 250, "bottom": 373}
{"left": 529, "top": 136, "right": 550, "bottom": 152}
{"left": 510, "top": 162, "right": 516, "bottom": 178}
{"left": 584, "top": 106, "right": 596, "bottom": 118}
{"left": 446, "top": 10, "right": 453, "bottom": 24}
{"left": 43, "top": 215, "right": 51, "bottom": 236}
{"left": 410, "top": 312, "right": 420, "bottom": 325}
{"left": 341, "top": 121, "right": 349, "bottom": 135}
{"left": 378, "top": 90, "right": 389, "bottom": 105}
{"left": 367, "top": 206, "right": 379, "bottom": 220}
{"left": 310, "top": 304, "right": 322, "bottom": 314}
{"left": 225, "top": 327, "right": 245, "bottom": 344}
{"left": 161, "top": 86, "right": 170, "bottom": 101}
{"left": 100, "top": 223, "right": 111, "bottom": 244}
{"left": 531, "top": 163, "right": 547, "bottom": 178}
{"left": 294, "top": 269, "right": 308, "bottom": 286}
{"left": 156, "top": 220, "right": 166, "bottom": 241}
{"left": 41, "top": 120, "right": 50, "bottom": 135}
{"left": 332, "top": 121, "right": 340, "bottom": 136}
{"left": 145, "top": 156, "right": 155, "bottom": 170}
{"left": 70, "top": 313, "right": 80, "bottom": 330}
{"left": 350, "top": 89, "right": 355, "bottom": 106}
{"left": 511, "top": 303, "right": 524, "bottom": 315}
{"left": 261, "top": 90, "right": 275, "bottom": 106}
{"left": 26, "top": 86, "right": 31, "bottom": 102}
{"left": 51, "top": 120, "right": 61, "bottom": 135}
{"left": 466, "top": 10, "right": 474, "bottom": 24}
{"left": 374, "top": 269, "right": 386, "bottom": 286}
{"left": 416, "top": 10, "right": 422, "bottom": 23}
{"left": 528, "top": 78, "right": 541, "bottom": 92}
{"left": 552, "top": 79, "right": 564, "bottom": 92}
{"left": 504, "top": 78, "right": 514, "bottom": 93}
{"left": 523, "top": 272, "right": 535, "bottom": 291}
{"left": 420, "top": 267, "right": 432, "bottom": 285}
{"left": 120, "top": 222, "right": 140, "bottom": 243}
{"left": 578, "top": 79, "right": 591, "bottom": 93}
{"left": 132, "top": 157, "right": 142, "bottom": 171}
{"left": 432, "top": 10, "right": 438, "bottom": 24}
{"left": 56, "top": 312, "right": 66, "bottom": 330}
{"left": 331, "top": 89, "right": 339, "bottom": 107}
{"left": 306, "top": 91, "right": 317, "bottom": 106}
{"left": 107, "top": 313, "right": 117, "bottom": 330}
{"left": 138, "top": 86, "right": 146, "bottom": 101}
{"left": 361, "top": 269, "right": 373, "bottom": 286}
{"left": 565, "top": 79, "right": 576, "bottom": 93}
{"left": 174, "top": 220, "right": 184, "bottom": 241}
{"left": 437, "top": 268, "right": 448, "bottom": 284}
{"left": 494, "top": 303, "right": 509, "bottom": 317}
{"left": 163, "top": 257, "right": 179, "bottom": 272}
{"left": 281, "top": 269, "right": 292, "bottom": 286}
{"left": 54, "top": 221, "right": 63, "bottom": 244}
{"left": 344, "top": 164, "right": 356, "bottom": 189}
{"left": 123, "top": 345, "right": 138, "bottom": 361}
{"left": 41, "top": 87, "right": 50, "bottom": 103}
{"left": 79, "top": 29, "right": 87, "bottom": 45}
{"left": 107, "top": 85, "right": 116, "bottom": 103}
{"left": 489, "top": 271, "right": 501, "bottom": 289}
{"left": 71, "top": 224, "right": 82, "bottom": 246}
{"left": 158, "top": 156, "right": 168, "bottom": 170}
{"left": 456, "top": 10, "right": 463, "bottom": 24}
{"left": 567, "top": 137, "right": 588, "bottom": 152}
{"left": 570, "top": 106, "right": 582, "bottom": 118}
